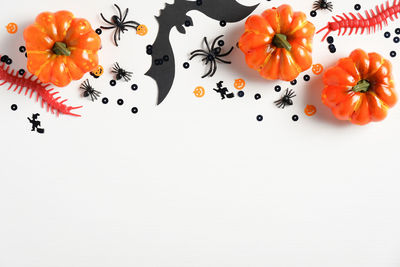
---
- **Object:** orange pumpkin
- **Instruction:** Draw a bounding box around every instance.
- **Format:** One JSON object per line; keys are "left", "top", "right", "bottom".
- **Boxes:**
{"left": 322, "top": 49, "right": 397, "bottom": 125}
{"left": 238, "top": 5, "right": 315, "bottom": 81}
{"left": 24, "top": 11, "right": 101, "bottom": 87}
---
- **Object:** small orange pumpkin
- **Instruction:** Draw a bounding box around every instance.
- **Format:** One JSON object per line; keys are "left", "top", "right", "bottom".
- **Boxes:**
{"left": 24, "top": 11, "right": 101, "bottom": 87}
{"left": 234, "top": 79, "right": 246, "bottom": 90}
{"left": 136, "top": 24, "right": 148, "bottom": 36}
{"left": 238, "top": 5, "right": 315, "bottom": 81}
{"left": 312, "top": 64, "right": 324, "bottom": 75}
{"left": 304, "top": 105, "right": 317, "bottom": 116}
{"left": 6, "top": 23, "right": 18, "bottom": 34}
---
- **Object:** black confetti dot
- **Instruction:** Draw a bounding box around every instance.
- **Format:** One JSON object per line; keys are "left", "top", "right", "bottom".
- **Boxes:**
{"left": 396, "top": 28, "right": 400, "bottom": 35}
{"left": 292, "top": 115, "right": 299, "bottom": 121}
{"left": 354, "top": 4, "right": 361, "bottom": 10}
{"left": 146, "top": 45, "right": 153, "bottom": 50}
{"left": 274, "top": 85, "right": 281, "bottom": 92}
{"left": 327, "top": 36, "right": 334, "bottom": 44}
{"left": 329, "top": 44, "right": 336, "bottom": 53}
{"left": 131, "top": 107, "right": 139, "bottom": 114}
{"left": 95, "top": 28, "right": 102, "bottom": 35}
{"left": 290, "top": 79, "right": 297, "bottom": 85}
{"left": 390, "top": 51, "right": 396, "bottom": 57}
{"left": 218, "top": 40, "right": 225, "bottom": 47}
{"left": 110, "top": 80, "right": 116, "bottom": 86}
{"left": 238, "top": 91, "right": 245, "bottom": 97}
{"left": 102, "top": 97, "right": 109, "bottom": 104}
{"left": 18, "top": 69, "right": 25, "bottom": 76}
{"left": 394, "top": 36, "right": 399, "bottom": 43}
{"left": 1, "top": 55, "right": 8, "bottom": 63}
{"left": 310, "top": 10, "right": 317, "bottom": 17}
{"left": 6, "top": 58, "right": 12, "bottom": 65}
{"left": 163, "top": 55, "right": 169, "bottom": 61}
{"left": 146, "top": 49, "right": 153, "bottom": 55}
{"left": 117, "top": 99, "right": 124, "bottom": 106}
{"left": 384, "top": 31, "right": 391, "bottom": 38}
{"left": 254, "top": 93, "right": 261, "bottom": 100}
{"left": 131, "top": 84, "right": 138, "bottom": 91}
{"left": 220, "top": 20, "right": 226, "bottom": 27}
{"left": 303, "top": 75, "right": 310, "bottom": 82}
{"left": 196, "top": 0, "right": 202, "bottom": 5}
{"left": 19, "top": 46, "right": 26, "bottom": 53}
{"left": 183, "top": 62, "right": 190, "bottom": 69}
{"left": 256, "top": 115, "right": 263, "bottom": 122}
{"left": 184, "top": 20, "right": 191, "bottom": 27}
{"left": 11, "top": 104, "right": 17, "bottom": 111}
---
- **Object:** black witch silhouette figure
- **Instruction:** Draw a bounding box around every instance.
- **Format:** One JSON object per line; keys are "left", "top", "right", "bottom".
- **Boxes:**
{"left": 27, "top": 113, "right": 45, "bottom": 134}
{"left": 213, "top": 81, "right": 235, "bottom": 100}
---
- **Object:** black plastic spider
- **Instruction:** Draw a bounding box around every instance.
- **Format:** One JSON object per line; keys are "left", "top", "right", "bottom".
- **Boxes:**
{"left": 112, "top": 62, "right": 133, "bottom": 82}
{"left": 274, "top": 89, "right": 296, "bottom": 109}
{"left": 190, "top": 35, "right": 234, "bottom": 78}
{"left": 313, "top": 0, "right": 333, "bottom": 12}
{"left": 100, "top": 4, "right": 140, "bottom": 46}
{"left": 80, "top": 79, "right": 101, "bottom": 102}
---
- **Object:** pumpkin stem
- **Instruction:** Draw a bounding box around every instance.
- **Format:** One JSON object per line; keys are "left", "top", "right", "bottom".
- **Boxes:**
{"left": 52, "top": 42, "right": 71, "bottom": 56}
{"left": 272, "top": 33, "right": 292, "bottom": 51}
{"left": 352, "top": 79, "right": 371, "bottom": 93}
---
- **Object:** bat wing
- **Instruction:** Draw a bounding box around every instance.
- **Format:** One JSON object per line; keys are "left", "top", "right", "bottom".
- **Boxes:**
{"left": 145, "top": 27, "right": 175, "bottom": 105}
{"left": 197, "top": 0, "right": 259, "bottom": 22}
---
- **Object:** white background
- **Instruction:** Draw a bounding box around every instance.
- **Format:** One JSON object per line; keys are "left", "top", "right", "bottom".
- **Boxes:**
{"left": 1, "top": 0, "right": 400, "bottom": 266}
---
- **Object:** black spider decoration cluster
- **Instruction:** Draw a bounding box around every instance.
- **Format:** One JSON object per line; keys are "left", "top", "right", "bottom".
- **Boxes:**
{"left": 274, "top": 89, "right": 296, "bottom": 109}
{"left": 112, "top": 62, "right": 133, "bottom": 82}
{"left": 80, "top": 80, "right": 101, "bottom": 102}
{"left": 313, "top": 0, "right": 333, "bottom": 12}
{"left": 190, "top": 35, "right": 234, "bottom": 78}
{"left": 100, "top": 4, "right": 141, "bottom": 46}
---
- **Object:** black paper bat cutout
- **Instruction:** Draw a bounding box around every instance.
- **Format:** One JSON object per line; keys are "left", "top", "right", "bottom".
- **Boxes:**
{"left": 145, "top": 0, "right": 259, "bottom": 105}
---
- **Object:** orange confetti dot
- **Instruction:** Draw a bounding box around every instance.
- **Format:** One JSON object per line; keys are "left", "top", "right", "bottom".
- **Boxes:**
{"left": 6, "top": 23, "right": 18, "bottom": 34}
{"left": 304, "top": 105, "right": 317, "bottom": 116}
{"left": 312, "top": 64, "right": 324, "bottom": 75}
{"left": 136, "top": 24, "right": 148, "bottom": 36}
{"left": 234, "top": 78, "right": 246, "bottom": 90}
{"left": 193, "top": 86, "right": 205, "bottom": 98}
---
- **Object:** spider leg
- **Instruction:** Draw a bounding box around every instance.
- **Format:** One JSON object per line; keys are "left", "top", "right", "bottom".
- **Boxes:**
{"left": 117, "top": 28, "right": 121, "bottom": 41}
{"left": 114, "top": 4, "right": 123, "bottom": 21}
{"left": 100, "top": 13, "right": 114, "bottom": 25}
{"left": 218, "top": 46, "right": 234, "bottom": 57}
{"left": 124, "top": 24, "right": 139, "bottom": 30}
{"left": 211, "top": 35, "right": 224, "bottom": 50}
{"left": 101, "top": 26, "right": 117, "bottom": 30}
{"left": 204, "top": 37, "right": 211, "bottom": 53}
{"left": 113, "top": 30, "right": 119, "bottom": 46}
{"left": 124, "top": 21, "right": 140, "bottom": 26}
{"left": 114, "top": 63, "right": 121, "bottom": 70}
{"left": 210, "top": 59, "right": 218, "bottom": 77}
{"left": 189, "top": 53, "right": 208, "bottom": 60}
{"left": 215, "top": 57, "right": 231, "bottom": 64}
{"left": 202, "top": 60, "right": 214, "bottom": 78}
{"left": 190, "top": 49, "right": 208, "bottom": 55}
{"left": 90, "top": 93, "right": 94, "bottom": 102}
{"left": 122, "top": 7, "right": 129, "bottom": 23}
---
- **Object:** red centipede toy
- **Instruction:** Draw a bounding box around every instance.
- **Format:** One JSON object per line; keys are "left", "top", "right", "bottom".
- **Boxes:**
{"left": 0, "top": 60, "right": 82, "bottom": 117}
{"left": 317, "top": 0, "right": 400, "bottom": 41}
